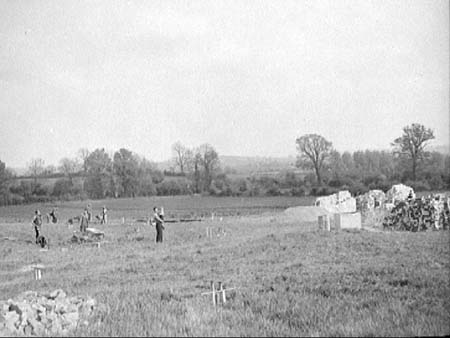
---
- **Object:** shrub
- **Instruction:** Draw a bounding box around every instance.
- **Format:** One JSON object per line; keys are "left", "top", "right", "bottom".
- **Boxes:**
{"left": 156, "top": 180, "right": 191, "bottom": 196}
{"left": 427, "top": 175, "right": 445, "bottom": 190}
{"left": 309, "top": 186, "right": 339, "bottom": 196}
{"left": 291, "top": 186, "right": 307, "bottom": 197}
{"left": 405, "top": 180, "right": 431, "bottom": 192}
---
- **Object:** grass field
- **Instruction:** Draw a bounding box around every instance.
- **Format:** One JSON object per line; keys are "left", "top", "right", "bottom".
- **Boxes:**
{"left": 1, "top": 196, "right": 449, "bottom": 336}
{"left": 0, "top": 196, "right": 314, "bottom": 223}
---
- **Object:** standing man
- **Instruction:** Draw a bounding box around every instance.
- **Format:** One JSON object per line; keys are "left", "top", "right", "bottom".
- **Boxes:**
{"left": 86, "top": 203, "right": 92, "bottom": 222}
{"left": 153, "top": 207, "right": 165, "bottom": 243}
{"left": 31, "top": 210, "right": 43, "bottom": 244}
{"left": 101, "top": 206, "right": 108, "bottom": 225}
{"left": 79, "top": 209, "right": 89, "bottom": 233}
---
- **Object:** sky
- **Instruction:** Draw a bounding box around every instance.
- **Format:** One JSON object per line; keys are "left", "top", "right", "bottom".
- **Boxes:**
{"left": 0, "top": 0, "right": 449, "bottom": 168}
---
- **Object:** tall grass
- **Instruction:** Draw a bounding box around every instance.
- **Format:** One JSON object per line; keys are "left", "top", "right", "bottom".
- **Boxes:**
{"left": 0, "top": 199, "right": 449, "bottom": 336}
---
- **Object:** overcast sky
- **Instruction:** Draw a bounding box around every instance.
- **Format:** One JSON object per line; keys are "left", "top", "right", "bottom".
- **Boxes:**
{"left": 0, "top": 0, "right": 448, "bottom": 168}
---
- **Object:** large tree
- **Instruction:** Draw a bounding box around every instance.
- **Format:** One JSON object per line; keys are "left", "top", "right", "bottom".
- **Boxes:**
{"left": 113, "top": 148, "right": 140, "bottom": 197}
{"left": 172, "top": 142, "right": 193, "bottom": 174}
{"left": 295, "top": 134, "right": 332, "bottom": 185}
{"left": 392, "top": 123, "right": 435, "bottom": 181}
{"left": 78, "top": 148, "right": 90, "bottom": 174}
{"left": 0, "top": 160, "right": 12, "bottom": 205}
{"left": 84, "top": 148, "right": 113, "bottom": 198}
{"left": 197, "top": 144, "right": 220, "bottom": 192}
{"left": 191, "top": 151, "right": 202, "bottom": 193}
{"left": 59, "top": 158, "right": 81, "bottom": 183}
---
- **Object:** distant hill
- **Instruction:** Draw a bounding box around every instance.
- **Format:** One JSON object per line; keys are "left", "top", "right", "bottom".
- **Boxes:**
{"left": 155, "top": 155, "right": 298, "bottom": 175}
{"left": 8, "top": 144, "right": 448, "bottom": 178}
{"left": 220, "top": 155, "right": 297, "bottom": 175}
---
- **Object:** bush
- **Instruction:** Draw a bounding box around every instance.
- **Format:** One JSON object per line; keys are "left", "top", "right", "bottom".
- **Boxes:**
{"left": 53, "top": 179, "right": 73, "bottom": 197}
{"left": 266, "top": 186, "right": 282, "bottom": 196}
{"left": 427, "top": 175, "right": 445, "bottom": 190}
{"left": 32, "top": 183, "right": 50, "bottom": 196}
{"left": 309, "top": 186, "right": 339, "bottom": 196}
{"left": 156, "top": 180, "right": 191, "bottom": 196}
{"left": 405, "top": 180, "right": 431, "bottom": 192}
{"left": 291, "top": 186, "right": 307, "bottom": 197}
{"left": 346, "top": 181, "right": 369, "bottom": 196}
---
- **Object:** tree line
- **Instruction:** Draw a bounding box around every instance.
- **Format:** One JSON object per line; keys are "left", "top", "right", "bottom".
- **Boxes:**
{"left": 0, "top": 123, "right": 448, "bottom": 206}
{"left": 0, "top": 144, "right": 220, "bottom": 205}
{"left": 295, "top": 123, "right": 448, "bottom": 195}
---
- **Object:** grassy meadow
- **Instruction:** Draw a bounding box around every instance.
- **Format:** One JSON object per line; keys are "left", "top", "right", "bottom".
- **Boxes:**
{"left": 0, "top": 196, "right": 449, "bottom": 336}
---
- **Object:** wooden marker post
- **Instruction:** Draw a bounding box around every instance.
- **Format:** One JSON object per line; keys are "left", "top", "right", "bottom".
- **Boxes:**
{"left": 33, "top": 267, "right": 42, "bottom": 280}
{"left": 122, "top": 217, "right": 125, "bottom": 225}
{"left": 218, "top": 282, "right": 226, "bottom": 304}
{"left": 206, "top": 227, "right": 213, "bottom": 239}
{"left": 211, "top": 281, "right": 216, "bottom": 306}
{"left": 201, "top": 282, "right": 236, "bottom": 306}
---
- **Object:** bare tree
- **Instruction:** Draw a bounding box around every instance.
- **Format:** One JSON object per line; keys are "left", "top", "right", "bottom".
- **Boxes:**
{"left": 295, "top": 134, "right": 332, "bottom": 185}
{"left": 172, "top": 142, "right": 193, "bottom": 174}
{"left": 392, "top": 123, "right": 435, "bottom": 181}
{"left": 28, "top": 158, "right": 45, "bottom": 186}
{"left": 77, "top": 148, "right": 90, "bottom": 174}
{"left": 59, "top": 158, "right": 81, "bottom": 183}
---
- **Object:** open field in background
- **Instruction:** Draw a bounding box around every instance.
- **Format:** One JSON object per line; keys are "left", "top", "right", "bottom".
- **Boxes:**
{"left": 0, "top": 196, "right": 314, "bottom": 223}
{"left": 1, "top": 196, "right": 449, "bottom": 336}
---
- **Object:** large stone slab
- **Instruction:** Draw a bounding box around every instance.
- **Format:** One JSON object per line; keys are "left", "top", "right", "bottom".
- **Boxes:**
{"left": 334, "top": 212, "right": 362, "bottom": 230}
{"left": 314, "top": 190, "right": 356, "bottom": 214}
{"left": 318, "top": 215, "right": 331, "bottom": 231}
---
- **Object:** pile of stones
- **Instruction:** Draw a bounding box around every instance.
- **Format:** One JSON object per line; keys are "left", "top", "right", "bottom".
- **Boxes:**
{"left": 356, "top": 189, "right": 387, "bottom": 213}
{"left": 386, "top": 183, "right": 416, "bottom": 203}
{"left": 382, "top": 194, "right": 450, "bottom": 231}
{"left": 0, "top": 289, "right": 100, "bottom": 336}
{"left": 70, "top": 228, "right": 105, "bottom": 244}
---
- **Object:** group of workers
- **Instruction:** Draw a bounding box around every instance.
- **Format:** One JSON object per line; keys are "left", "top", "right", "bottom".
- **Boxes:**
{"left": 31, "top": 204, "right": 165, "bottom": 245}
{"left": 79, "top": 204, "right": 108, "bottom": 233}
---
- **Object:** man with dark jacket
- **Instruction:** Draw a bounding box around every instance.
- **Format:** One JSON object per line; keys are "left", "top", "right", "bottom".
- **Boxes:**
{"left": 32, "top": 210, "right": 43, "bottom": 244}
{"left": 79, "top": 209, "right": 89, "bottom": 233}
{"left": 153, "top": 207, "right": 165, "bottom": 243}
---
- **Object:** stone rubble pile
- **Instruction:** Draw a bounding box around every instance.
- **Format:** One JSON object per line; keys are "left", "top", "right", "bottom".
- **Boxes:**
{"left": 386, "top": 184, "right": 415, "bottom": 203}
{"left": 0, "top": 289, "right": 99, "bottom": 336}
{"left": 70, "top": 228, "right": 105, "bottom": 244}
{"left": 314, "top": 190, "right": 356, "bottom": 214}
{"left": 356, "top": 189, "right": 387, "bottom": 213}
{"left": 382, "top": 194, "right": 450, "bottom": 231}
